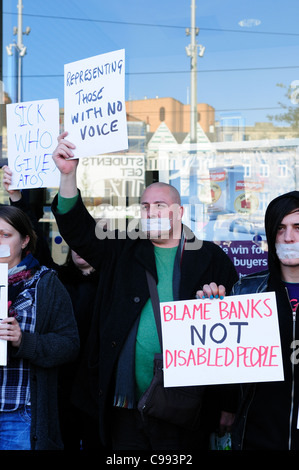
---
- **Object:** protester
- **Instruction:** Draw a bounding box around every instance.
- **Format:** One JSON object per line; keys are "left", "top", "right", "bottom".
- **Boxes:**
{"left": 2, "top": 165, "right": 101, "bottom": 450}
{"left": 0, "top": 204, "right": 79, "bottom": 450}
{"left": 57, "top": 249, "right": 101, "bottom": 450}
{"left": 51, "top": 131, "right": 239, "bottom": 450}
{"left": 2, "top": 165, "right": 55, "bottom": 269}
{"left": 231, "top": 191, "right": 299, "bottom": 450}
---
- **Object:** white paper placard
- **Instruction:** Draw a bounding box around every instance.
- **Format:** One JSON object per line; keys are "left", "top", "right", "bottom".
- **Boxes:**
{"left": 64, "top": 49, "right": 128, "bottom": 159}
{"left": 160, "top": 292, "right": 284, "bottom": 387}
{"left": 0, "top": 264, "right": 8, "bottom": 366}
{"left": 7, "top": 98, "right": 60, "bottom": 190}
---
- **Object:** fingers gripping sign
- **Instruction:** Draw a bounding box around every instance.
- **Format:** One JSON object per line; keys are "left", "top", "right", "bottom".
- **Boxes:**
{"left": 52, "top": 131, "right": 79, "bottom": 198}
{"left": 196, "top": 282, "right": 226, "bottom": 300}
{"left": 0, "top": 317, "right": 22, "bottom": 348}
{"left": 52, "top": 131, "right": 78, "bottom": 174}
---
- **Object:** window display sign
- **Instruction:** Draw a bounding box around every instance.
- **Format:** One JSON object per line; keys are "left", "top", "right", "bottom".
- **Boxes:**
{"left": 220, "top": 241, "right": 268, "bottom": 277}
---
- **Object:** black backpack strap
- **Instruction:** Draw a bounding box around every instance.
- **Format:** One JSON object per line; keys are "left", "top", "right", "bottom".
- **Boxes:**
{"left": 146, "top": 270, "right": 163, "bottom": 349}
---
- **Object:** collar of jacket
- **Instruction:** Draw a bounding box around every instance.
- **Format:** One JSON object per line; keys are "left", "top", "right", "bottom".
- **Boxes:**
{"left": 133, "top": 224, "right": 209, "bottom": 301}
{"left": 133, "top": 224, "right": 190, "bottom": 279}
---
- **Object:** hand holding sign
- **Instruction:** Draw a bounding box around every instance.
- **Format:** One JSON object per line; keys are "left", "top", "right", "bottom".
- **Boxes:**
{"left": 2, "top": 165, "right": 21, "bottom": 202}
{"left": 52, "top": 132, "right": 78, "bottom": 173}
{"left": 51, "top": 132, "right": 79, "bottom": 199}
{"left": 196, "top": 282, "right": 226, "bottom": 300}
{"left": 0, "top": 317, "right": 22, "bottom": 348}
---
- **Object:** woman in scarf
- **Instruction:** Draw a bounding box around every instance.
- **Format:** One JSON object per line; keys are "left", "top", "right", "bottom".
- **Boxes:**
{"left": 0, "top": 205, "right": 79, "bottom": 450}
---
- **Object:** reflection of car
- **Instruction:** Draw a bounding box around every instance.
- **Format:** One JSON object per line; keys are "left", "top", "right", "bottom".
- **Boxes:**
{"left": 205, "top": 214, "right": 265, "bottom": 242}
{"left": 229, "top": 218, "right": 265, "bottom": 236}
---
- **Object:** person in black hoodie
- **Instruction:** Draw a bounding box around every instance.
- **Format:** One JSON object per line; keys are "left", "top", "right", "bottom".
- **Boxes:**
{"left": 57, "top": 249, "right": 101, "bottom": 450}
{"left": 2, "top": 165, "right": 101, "bottom": 450}
{"left": 231, "top": 190, "right": 299, "bottom": 450}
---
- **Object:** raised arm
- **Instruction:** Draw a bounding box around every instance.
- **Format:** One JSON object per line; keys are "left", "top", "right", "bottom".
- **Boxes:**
{"left": 52, "top": 131, "right": 79, "bottom": 198}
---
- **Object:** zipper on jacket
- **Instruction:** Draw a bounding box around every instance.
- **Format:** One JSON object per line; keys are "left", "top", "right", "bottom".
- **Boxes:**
{"left": 286, "top": 287, "right": 297, "bottom": 450}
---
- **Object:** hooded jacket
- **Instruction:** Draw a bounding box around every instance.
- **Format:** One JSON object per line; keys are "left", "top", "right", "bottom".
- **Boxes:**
{"left": 231, "top": 190, "right": 299, "bottom": 450}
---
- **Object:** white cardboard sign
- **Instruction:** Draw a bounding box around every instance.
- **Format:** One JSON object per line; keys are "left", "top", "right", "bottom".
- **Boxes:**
{"left": 160, "top": 292, "right": 284, "bottom": 387}
{"left": 7, "top": 98, "right": 60, "bottom": 190}
{"left": 0, "top": 264, "right": 8, "bottom": 366}
{"left": 64, "top": 49, "right": 128, "bottom": 159}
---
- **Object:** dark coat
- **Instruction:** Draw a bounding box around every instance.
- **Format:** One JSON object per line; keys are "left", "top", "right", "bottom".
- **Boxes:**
{"left": 231, "top": 268, "right": 299, "bottom": 450}
{"left": 52, "top": 193, "right": 238, "bottom": 445}
{"left": 230, "top": 190, "right": 299, "bottom": 450}
{"left": 13, "top": 270, "right": 80, "bottom": 450}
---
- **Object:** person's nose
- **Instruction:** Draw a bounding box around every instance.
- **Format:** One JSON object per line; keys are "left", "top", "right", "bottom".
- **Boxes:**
{"left": 284, "top": 226, "right": 295, "bottom": 243}
{"left": 148, "top": 204, "right": 159, "bottom": 218}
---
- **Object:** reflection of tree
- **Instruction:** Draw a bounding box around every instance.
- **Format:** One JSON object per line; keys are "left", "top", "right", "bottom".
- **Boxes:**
{"left": 267, "top": 83, "right": 299, "bottom": 136}
{"left": 80, "top": 167, "right": 90, "bottom": 198}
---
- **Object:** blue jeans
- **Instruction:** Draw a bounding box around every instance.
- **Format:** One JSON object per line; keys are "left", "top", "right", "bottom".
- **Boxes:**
{"left": 0, "top": 406, "right": 31, "bottom": 450}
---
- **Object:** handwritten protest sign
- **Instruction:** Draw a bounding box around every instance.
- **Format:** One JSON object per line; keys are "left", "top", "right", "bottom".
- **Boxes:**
{"left": 160, "top": 292, "right": 284, "bottom": 387}
{"left": 64, "top": 49, "right": 128, "bottom": 159}
{"left": 7, "top": 99, "right": 60, "bottom": 190}
{"left": 0, "top": 263, "right": 8, "bottom": 366}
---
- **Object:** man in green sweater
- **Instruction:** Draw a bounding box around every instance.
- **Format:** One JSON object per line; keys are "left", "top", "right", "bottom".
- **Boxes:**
{"left": 51, "top": 131, "right": 238, "bottom": 450}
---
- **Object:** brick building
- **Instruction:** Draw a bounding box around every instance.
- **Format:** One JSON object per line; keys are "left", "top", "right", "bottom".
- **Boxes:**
{"left": 125, "top": 97, "right": 215, "bottom": 135}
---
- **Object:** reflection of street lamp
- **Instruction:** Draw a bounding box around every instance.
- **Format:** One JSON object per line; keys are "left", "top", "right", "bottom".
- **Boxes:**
{"left": 185, "top": 0, "right": 205, "bottom": 144}
{"left": 6, "top": 0, "right": 30, "bottom": 102}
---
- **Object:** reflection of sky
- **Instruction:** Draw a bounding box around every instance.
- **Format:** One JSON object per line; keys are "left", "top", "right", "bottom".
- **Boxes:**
{"left": 3, "top": 0, "right": 299, "bottom": 125}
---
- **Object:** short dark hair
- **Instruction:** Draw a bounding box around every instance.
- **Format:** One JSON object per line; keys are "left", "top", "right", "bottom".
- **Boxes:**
{"left": 0, "top": 205, "right": 37, "bottom": 256}
{"left": 265, "top": 191, "right": 299, "bottom": 269}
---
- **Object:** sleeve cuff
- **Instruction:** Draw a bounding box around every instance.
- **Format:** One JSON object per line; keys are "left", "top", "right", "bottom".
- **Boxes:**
{"left": 57, "top": 191, "right": 79, "bottom": 214}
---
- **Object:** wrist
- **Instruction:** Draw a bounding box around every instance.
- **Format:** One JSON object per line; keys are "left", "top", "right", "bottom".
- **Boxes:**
{"left": 59, "top": 172, "right": 78, "bottom": 198}
{"left": 9, "top": 191, "right": 22, "bottom": 202}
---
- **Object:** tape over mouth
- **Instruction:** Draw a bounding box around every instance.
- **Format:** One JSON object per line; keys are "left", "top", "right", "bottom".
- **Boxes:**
{"left": 276, "top": 242, "right": 299, "bottom": 260}
{"left": 0, "top": 245, "right": 10, "bottom": 258}
{"left": 141, "top": 218, "right": 171, "bottom": 232}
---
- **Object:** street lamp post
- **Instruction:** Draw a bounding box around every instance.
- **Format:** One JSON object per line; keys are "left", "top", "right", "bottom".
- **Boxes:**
{"left": 185, "top": 0, "right": 205, "bottom": 144}
{"left": 6, "top": 0, "right": 30, "bottom": 102}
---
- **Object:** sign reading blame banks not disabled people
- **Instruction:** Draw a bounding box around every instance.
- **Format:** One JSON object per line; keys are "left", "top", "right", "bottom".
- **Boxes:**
{"left": 64, "top": 49, "right": 128, "bottom": 159}
{"left": 160, "top": 292, "right": 284, "bottom": 387}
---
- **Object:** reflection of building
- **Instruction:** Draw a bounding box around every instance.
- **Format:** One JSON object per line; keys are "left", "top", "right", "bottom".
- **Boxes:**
{"left": 145, "top": 121, "right": 299, "bottom": 242}
{"left": 126, "top": 97, "right": 297, "bottom": 144}
{"left": 216, "top": 113, "right": 245, "bottom": 142}
{"left": 125, "top": 97, "right": 215, "bottom": 135}
{"left": 244, "top": 122, "right": 299, "bottom": 141}
{"left": 2, "top": 97, "right": 299, "bottom": 267}
{"left": 216, "top": 119, "right": 299, "bottom": 142}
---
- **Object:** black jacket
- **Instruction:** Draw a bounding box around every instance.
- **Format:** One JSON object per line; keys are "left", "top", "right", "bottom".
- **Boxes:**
{"left": 52, "top": 192, "right": 238, "bottom": 445}
{"left": 231, "top": 190, "right": 299, "bottom": 450}
{"left": 17, "top": 269, "right": 79, "bottom": 449}
{"left": 231, "top": 268, "right": 299, "bottom": 450}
